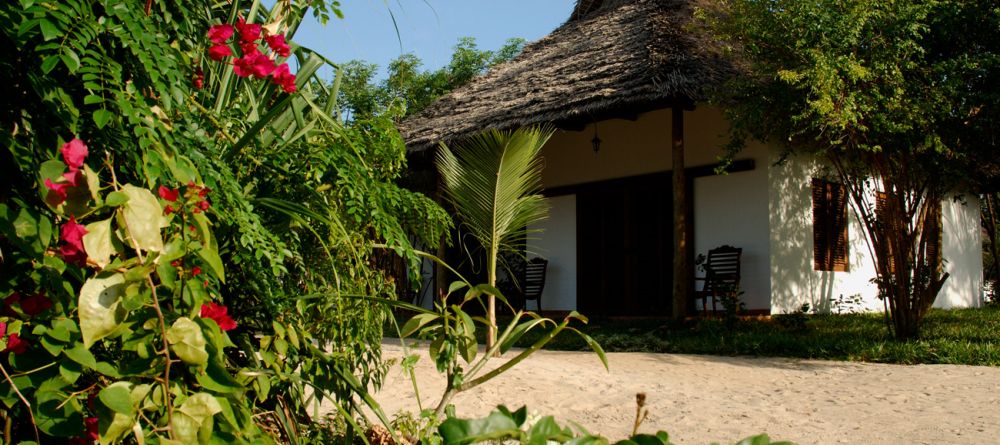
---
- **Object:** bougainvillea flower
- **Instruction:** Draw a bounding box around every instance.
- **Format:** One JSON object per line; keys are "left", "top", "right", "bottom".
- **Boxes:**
{"left": 0, "top": 322, "right": 6, "bottom": 339}
{"left": 239, "top": 41, "right": 260, "bottom": 57}
{"left": 208, "top": 44, "right": 233, "bottom": 61}
{"left": 158, "top": 185, "right": 179, "bottom": 202}
{"left": 271, "top": 63, "right": 297, "bottom": 93}
{"left": 265, "top": 34, "right": 291, "bottom": 58}
{"left": 164, "top": 205, "right": 175, "bottom": 215}
{"left": 63, "top": 168, "right": 84, "bottom": 187}
{"left": 193, "top": 68, "right": 204, "bottom": 90}
{"left": 191, "top": 266, "right": 202, "bottom": 276}
{"left": 198, "top": 200, "right": 210, "bottom": 210}
{"left": 235, "top": 18, "right": 262, "bottom": 43}
{"left": 199, "top": 187, "right": 211, "bottom": 198}
{"left": 232, "top": 54, "right": 255, "bottom": 78}
{"left": 207, "top": 24, "right": 234, "bottom": 43}
{"left": 85, "top": 417, "right": 99, "bottom": 440}
{"left": 44, "top": 178, "right": 70, "bottom": 204}
{"left": 200, "top": 302, "right": 237, "bottom": 331}
{"left": 3, "top": 333, "right": 28, "bottom": 354}
{"left": 1, "top": 294, "right": 19, "bottom": 317}
{"left": 59, "top": 216, "right": 88, "bottom": 266}
{"left": 19, "top": 293, "right": 53, "bottom": 316}
{"left": 248, "top": 53, "right": 276, "bottom": 79}
{"left": 61, "top": 138, "right": 88, "bottom": 169}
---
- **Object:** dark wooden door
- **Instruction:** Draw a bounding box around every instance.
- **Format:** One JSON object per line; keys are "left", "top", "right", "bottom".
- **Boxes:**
{"left": 576, "top": 174, "right": 673, "bottom": 316}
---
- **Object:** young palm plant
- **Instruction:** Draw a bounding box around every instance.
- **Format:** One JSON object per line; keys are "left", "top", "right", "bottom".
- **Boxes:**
{"left": 436, "top": 126, "right": 554, "bottom": 350}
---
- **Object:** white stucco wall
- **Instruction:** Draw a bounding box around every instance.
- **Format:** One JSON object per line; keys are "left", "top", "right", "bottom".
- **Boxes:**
{"left": 768, "top": 154, "right": 983, "bottom": 313}
{"left": 694, "top": 142, "right": 771, "bottom": 310}
{"left": 937, "top": 195, "right": 984, "bottom": 308}
{"left": 528, "top": 194, "right": 578, "bottom": 311}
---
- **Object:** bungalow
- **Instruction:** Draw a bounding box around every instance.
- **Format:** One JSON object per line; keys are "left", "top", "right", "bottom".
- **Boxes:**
{"left": 400, "top": 0, "right": 984, "bottom": 316}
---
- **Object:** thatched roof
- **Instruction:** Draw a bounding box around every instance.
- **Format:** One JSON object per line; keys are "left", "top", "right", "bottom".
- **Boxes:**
{"left": 400, "top": 0, "right": 732, "bottom": 152}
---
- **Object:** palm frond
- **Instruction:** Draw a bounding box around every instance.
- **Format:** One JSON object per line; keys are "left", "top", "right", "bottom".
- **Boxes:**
{"left": 436, "top": 126, "right": 554, "bottom": 276}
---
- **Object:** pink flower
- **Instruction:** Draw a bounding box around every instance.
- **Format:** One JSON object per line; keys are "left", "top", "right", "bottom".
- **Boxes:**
{"left": 235, "top": 18, "right": 262, "bottom": 43}
{"left": 207, "top": 24, "right": 234, "bottom": 44}
{"left": 271, "top": 63, "right": 297, "bottom": 93}
{"left": 60, "top": 216, "right": 88, "bottom": 266}
{"left": 265, "top": 34, "right": 291, "bottom": 58}
{"left": 19, "top": 293, "right": 52, "bottom": 316}
{"left": 0, "top": 322, "right": 6, "bottom": 339}
{"left": 44, "top": 178, "right": 70, "bottom": 204}
{"left": 200, "top": 302, "right": 237, "bottom": 331}
{"left": 208, "top": 44, "right": 232, "bottom": 61}
{"left": 61, "top": 138, "right": 88, "bottom": 170}
{"left": 3, "top": 333, "right": 28, "bottom": 354}
{"left": 158, "top": 185, "right": 179, "bottom": 202}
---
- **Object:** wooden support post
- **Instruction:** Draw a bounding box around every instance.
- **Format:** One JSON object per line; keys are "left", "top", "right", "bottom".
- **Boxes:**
{"left": 672, "top": 102, "right": 691, "bottom": 318}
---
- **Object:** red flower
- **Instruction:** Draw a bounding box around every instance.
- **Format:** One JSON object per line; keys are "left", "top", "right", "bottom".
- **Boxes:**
{"left": 191, "top": 266, "right": 202, "bottom": 276}
{"left": 193, "top": 68, "right": 204, "bottom": 90}
{"left": 158, "top": 185, "right": 179, "bottom": 202}
{"left": 85, "top": 416, "right": 99, "bottom": 440}
{"left": 20, "top": 293, "right": 52, "bottom": 316}
{"left": 198, "top": 187, "right": 211, "bottom": 198}
{"left": 1, "top": 294, "right": 19, "bottom": 317}
{"left": 170, "top": 260, "right": 181, "bottom": 268}
{"left": 61, "top": 138, "right": 88, "bottom": 170}
{"left": 248, "top": 53, "right": 275, "bottom": 79}
{"left": 265, "top": 34, "right": 291, "bottom": 58}
{"left": 0, "top": 322, "right": 5, "bottom": 339}
{"left": 233, "top": 54, "right": 254, "bottom": 78}
{"left": 239, "top": 41, "right": 259, "bottom": 57}
{"left": 207, "top": 24, "right": 234, "bottom": 44}
{"left": 208, "top": 44, "right": 232, "bottom": 61}
{"left": 60, "top": 216, "right": 88, "bottom": 266}
{"left": 164, "top": 205, "right": 174, "bottom": 215}
{"left": 3, "top": 333, "right": 28, "bottom": 354}
{"left": 200, "top": 302, "right": 237, "bottom": 331}
{"left": 198, "top": 200, "right": 210, "bottom": 210}
{"left": 63, "top": 168, "right": 84, "bottom": 187}
{"left": 44, "top": 178, "right": 70, "bottom": 204}
{"left": 235, "top": 18, "right": 262, "bottom": 43}
{"left": 271, "top": 63, "right": 297, "bottom": 93}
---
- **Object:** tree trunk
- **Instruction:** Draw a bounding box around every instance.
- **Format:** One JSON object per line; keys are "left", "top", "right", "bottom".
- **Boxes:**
{"left": 671, "top": 103, "right": 690, "bottom": 318}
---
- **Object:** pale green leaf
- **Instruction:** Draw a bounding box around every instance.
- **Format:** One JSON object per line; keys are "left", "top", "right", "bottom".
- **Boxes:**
{"left": 165, "top": 317, "right": 208, "bottom": 367}
{"left": 98, "top": 381, "right": 134, "bottom": 415}
{"left": 121, "top": 184, "right": 166, "bottom": 252}
{"left": 83, "top": 217, "right": 116, "bottom": 269}
{"left": 78, "top": 273, "right": 127, "bottom": 347}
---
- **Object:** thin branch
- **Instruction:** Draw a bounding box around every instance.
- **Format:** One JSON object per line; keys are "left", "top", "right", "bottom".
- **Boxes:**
{"left": 0, "top": 358, "right": 41, "bottom": 444}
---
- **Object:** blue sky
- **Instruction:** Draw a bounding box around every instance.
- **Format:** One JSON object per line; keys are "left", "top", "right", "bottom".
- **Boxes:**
{"left": 293, "top": 1, "right": 577, "bottom": 81}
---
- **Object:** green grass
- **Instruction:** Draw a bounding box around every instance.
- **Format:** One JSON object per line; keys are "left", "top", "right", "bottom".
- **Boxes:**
{"left": 392, "top": 307, "right": 1000, "bottom": 366}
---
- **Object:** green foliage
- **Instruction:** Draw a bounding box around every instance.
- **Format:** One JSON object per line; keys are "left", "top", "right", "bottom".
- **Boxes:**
{"left": 0, "top": 0, "right": 450, "bottom": 442}
{"left": 437, "top": 405, "right": 790, "bottom": 445}
{"left": 338, "top": 37, "right": 526, "bottom": 120}
{"left": 701, "top": 0, "right": 1000, "bottom": 339}
{"left": 482, "top": 308, "right": 1000, "bottom": 365}
{"left": 436, "top": 126, "right": 554, "bottom": 347}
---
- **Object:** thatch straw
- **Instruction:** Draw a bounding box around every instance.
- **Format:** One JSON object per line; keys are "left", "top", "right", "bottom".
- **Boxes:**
{"left": 400, "top": 0, "right": 732, "bottom": 152}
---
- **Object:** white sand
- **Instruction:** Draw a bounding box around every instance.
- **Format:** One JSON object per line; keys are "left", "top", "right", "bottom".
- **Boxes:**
{"left": 367, "top": 339, "right": 1000, "bottom": 445}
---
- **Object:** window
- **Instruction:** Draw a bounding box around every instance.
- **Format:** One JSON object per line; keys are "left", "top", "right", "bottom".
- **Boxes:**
{"left": 875, "top": 192, "right": 942, "bottom": 274}
{"left": 812, "top": 178, "right": 849, "bottom": 271}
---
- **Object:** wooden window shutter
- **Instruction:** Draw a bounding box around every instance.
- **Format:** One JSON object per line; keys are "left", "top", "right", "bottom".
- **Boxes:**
{"left": 925, "top": 199, "right": 943, "bottom": 272}
{"left": 812, "top": 178, "right": 849, "bottom": 271}
{"left": 875, "top": 192, "right": 896, "bottom": 274}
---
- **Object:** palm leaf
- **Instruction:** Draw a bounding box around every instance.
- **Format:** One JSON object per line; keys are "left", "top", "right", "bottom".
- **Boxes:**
{"left": 436, "top": 126, "right": 554, "bottom": 282}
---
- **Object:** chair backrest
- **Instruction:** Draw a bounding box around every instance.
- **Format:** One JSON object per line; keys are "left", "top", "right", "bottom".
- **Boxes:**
{"left": 523, "top": 258, "right": 548, "bottom": 301}
{"left": 703, "top": 245, "right": 742, "bottom": 292}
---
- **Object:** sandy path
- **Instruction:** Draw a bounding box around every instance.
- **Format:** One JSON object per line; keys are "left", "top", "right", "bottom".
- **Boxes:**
{"left": 366, "top": 339, "right": 1000, "bottom": 445}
